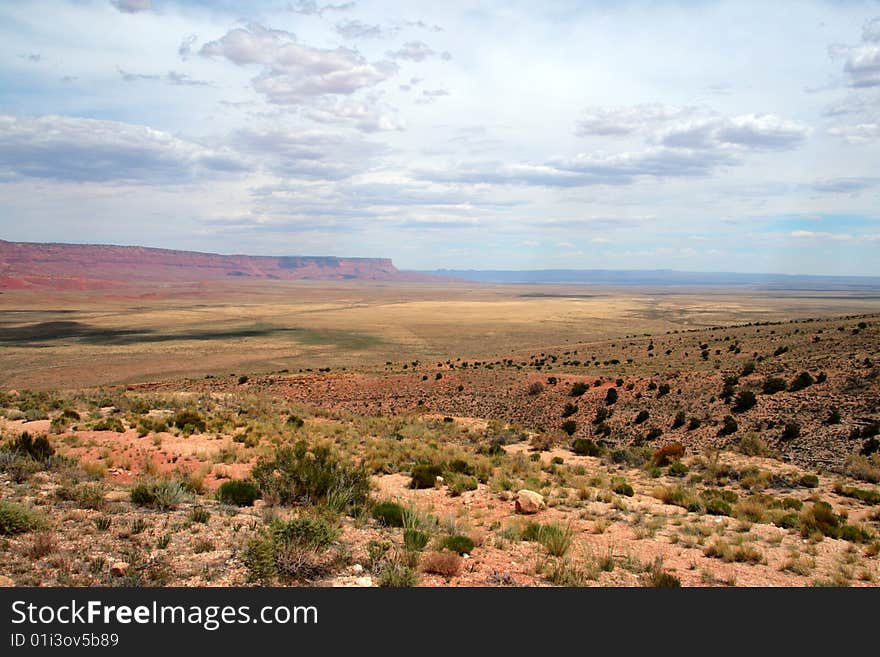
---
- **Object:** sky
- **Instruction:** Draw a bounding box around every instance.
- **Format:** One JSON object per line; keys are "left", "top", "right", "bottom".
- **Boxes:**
{"left": 1, "top": 0, "right": 879, "bottom": 275}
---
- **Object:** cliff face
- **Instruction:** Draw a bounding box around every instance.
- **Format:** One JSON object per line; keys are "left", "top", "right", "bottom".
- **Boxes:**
{"left": 0, "top": 239, "right": 425, "bottom": 289}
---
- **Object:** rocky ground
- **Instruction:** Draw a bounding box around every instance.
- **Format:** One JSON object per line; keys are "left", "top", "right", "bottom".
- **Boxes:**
{"left": 0, "top": 312, "right": 878, "bottom": 587}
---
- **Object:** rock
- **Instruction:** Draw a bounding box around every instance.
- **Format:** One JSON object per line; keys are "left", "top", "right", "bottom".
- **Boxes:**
{"left": 435, "top": 476, "right": 444, "bottom": 485}
{"left": 354, "top": 576, "right": 373, "bottom": 587}
{"left": 515, "top": 489, "right": 545, "bottom": 514}
{"left": 110, "top": 562, "right": 130, "bottom": 577}
{"left": 0, "top": 575, "right": 15, "bottom": 587}
{"left": 349, "top": 564, "right": 364, "bottom": 575}
{"left": 104, "top": 491, "right": 129, "bottom": 502}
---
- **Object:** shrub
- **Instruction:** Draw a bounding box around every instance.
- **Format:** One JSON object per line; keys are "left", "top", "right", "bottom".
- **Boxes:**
{"left": 170, "top": 409, "right": 206, "bottom": 433}
{"left": 447, "top": 474, "right": 479, "bottom": 496}
{"left": 833, "top": 484, "right": 880, "bottom": 505}
{"left": 703, "top": 496, "right": 732, "bottom": 516}
{"left": 732, "top": 390, "right": 757, "bottom": 413}
{"left": 421, "top": 550, "right": 461, "bottom": 578}
{"left": 825, "top": 409, "right": 841, "bottom": 425}
{"left": 652, "top": 442, "right": 685, "bottom": 466}
{"left": 605, "top": 388, "right": 619, "bottom": 405}
{"left": 372, "top": 501, "right": 407, "bottom": 527}
{"left": 799, "top": 501, "right": 840, "bottom": 538}
{"left": 251, "top": 442, "right": 369, "bottom": 511}
{"left": 741, "top": 361, "right": 756, "bottom": 376}
{"left": 762, "top": 377, "right": 787, "bottom": 395}
{"left": 671, "top": 411, "right": 686, "bottom": 429}
{"left": 188, "top": 506, "right": 210, "bottom": 524}
{"left": 668, "top": 461, "right": 689, "bottom": 477}
{"left": 560, "top": 420, "right": 577, "bottom": 436}
{"left": 272, "top": 516, "right": 339, "bottom": 550}
{"left": 238, "top": 375, "right": 249, "bottom": 385}
{"left": 738, "top": 432, "right": 768, "bottom": 456}
{"left": 634, "top": 410, "right": 649, "bottom": 425}
{"left": 93, "top": 417, "right": 125, "bottom": 432}
{"left": 286, "top": 415, "right": 305, "bottom": 428}
{"left": 718, "top": 415, "right": 738, "bottom": 436}
{"left": 377, "top": 562, "right": 419, "bottom": 587}
{"left": 447, "top": 459, "right": 475, "bottom": 475}
{"left": 3, "top": 432, "right": 54, "bottom": 461}
{"left": 781, "top": 423, "right": 801, "bottom": 441}
{"left": 788, "top": 372, "right": 815, "bottom": 392}
{"left": 55, "top": 482, "right": 105, "bottom": 509}
{"left": 527, "top": 382, "right": 544, "bottom": 396}
{"left": 657, "top": 383, "right": 671, "bottom": 397}
{"left": 561, "top": 403, "right": 578, "bottom": 418}
{"left": 409, "top": 463, "right": 444, "bottom": 489}
{"left": 799, "top": 474, "right": 819, "bottom": 488}
{"left": 404, "top": 528, "right": 430, "bottom": 552}
{"left": 536, "top": 524, "right": 575, "bottom": 557}
{"left": 687, "top": 417, "right": 701, "bottom": 431}
{"left": 645, "top": 427, "right": 663, "bottom": 442}
{"left": 570, "top": 382, "right": 589, "bottom": 397}
{"left": 129, "top": 480, "right": 187, "bottom": 510}
{"left": 216, "top": 480, "right": 260, "bottom": 507}
{"left": 441, "top": 534, "right": 475, "bottom": 555}
{"left": 571, "top": 438, "right": 602, "bottom": 457}
{"left": 775, "top": 513, "right": 800, "bottom": 529}
{"left": 612, "top": 480, "right": 634, "bottom": 497}
{"left": 0, "top": 501, "right": 47, "bottom": 535}
{"left": 843, "top": 454, "right": 880, "bottom": 483}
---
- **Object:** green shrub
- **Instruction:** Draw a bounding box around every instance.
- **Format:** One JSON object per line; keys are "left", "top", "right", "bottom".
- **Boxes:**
{"left": 409, "top": 463, "right": 443, "bottom": 489}
{"left": 170, "top": 409, "right": 206, "bottom": 433}
{"left": 718, "top": 416, "right": 738, "bottom": 436}
{"left": 762, "top": 377, "right": 787, "bottom": 395}
{"left": 561, "top": 403, "right": 578, "bottom": 418}
{"left": 668, "top": 461, "right": 689, "bottom": 478}
{"left": 271, "top": 516, "right": 339, "bottom": 550}
{"left": 377, "top": 562, "right": 418, "bottom": 587}
{"left": 775, "top": 513, "right": 800, "bottom": 529}
{"left": 286, "top": 414, "right": 304, "bottom": 428}
{"left": 441, "top": 534, "right": 475, "bottom": 555}
{"left": 833, "top": 484, "right": 880, "bottom": 505}
{"left": 447, "top": 459, "right": 474, "bottom": 475}
{"left": 703, "top": 497, "right": 732, "bottom": 516}
{"left": 560, "top": 420, "right": 577, "bottom": 436}
{"left": 372, "top": 501, "right": 406, "bottom": 527}
{"left": 570, "top": 382, "right": 589, "bottom": 397}
{"left": 732, "top": 390, "right": 757, "bottom": 413}
{"left": 799, "top": 474, "right": 819, "bottom": 488}
{"left": 55, "top": 482, "right": 105, "bottom": 509}
{"left": 251, "top": 442, "right": 369, "bottom": 512}
{"left": 216, "top": 480, "right": 260, "bottom": 506}
{"left": 612, "top": 480, "right": 634, "bottom": 497}
{"left": 781, "top": 423, "right": 801, "bottom": 441}
{"left": 520, "top": 522, "right": 543, "bottom": 541}
{"left": 634, "top": 410, "right": 649, "bottom": 425}
{"left": 129, "top": 480, "right": 186, "bottom": 510}
{"left": 447, "top": 474, "right": 478, "bottom": 496}
{"left": 536, "top": 524, "right": 574, "bottom": 557}
{"left": 0, "top": 501, "right": 47, "bottom": 535}
{"left": 188, "top": 506, "right": 211, "bottom": 524}
{"left": 93, "top": 417, "right": 125, "bottom": 432}
{"left": 605, "top": 388, "right": 619, "bottom": 405}
{"left": 571, "top": 438, "right": 602, "bottom": 457}
{"left": 403, "top": 528, "right": 430, "bottom": 552}
{"left": 800, "top": 501, "right": 840, "bottom": 538}
{"left": 687, "top": 417, "right": 701, "bottom": 431}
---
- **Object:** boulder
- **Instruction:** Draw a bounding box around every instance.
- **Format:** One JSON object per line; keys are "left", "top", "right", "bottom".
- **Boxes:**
{"left": 110, "top": 562, "right": 130, "bottom": 577}
{"left": 0, "top": 575, "right": 15, "bottom": 587}
{"left": 515, "top": 489, "right": 545, "bottom": 514}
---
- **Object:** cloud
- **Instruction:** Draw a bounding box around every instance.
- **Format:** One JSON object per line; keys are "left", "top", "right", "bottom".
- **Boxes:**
{"left": 18, "top": 53, "right": 41, "bottom": 63}
{"left": 287, "top": 1, "right": 355, "bottom": 16}
{"left": 827, "top": 122, "right": 880, "bottom": 144}
{"left": 232, "top": 127, "right": 386, "bottom": 180}
{"left": 416, "top": 88, "right": 449, "bottom": 104}
{"left": 178, "top": 34, "right": 198, "bottom": 60}
{"left": 790, "top": 230, "right": 853, "bottom": 241}
{"left": 386, "top": 41, "right": 450, "bottom": 62}
{"left": 335, "top": 20, "right": 396, "bottom": 40}
{"left": 110, "top": 0, "right": 151, "bottom": 14}
{"left": 0, "top": 114, "right": 247, "bottom": 184}
{"left": 200, "top": 23, "right": 397, "bottom": 103}
{"left": 303, "top": 97, "right": 403, "bottom": 132}
{"left": 118, "top": 68, "right": 212, "bottom": 86}
{"left": 810, "top": 177, "right": 876, "bottom": 193}
{"left": 658, "top": 114, "right": 809, "bottom": 151}
{"left": 831, "top": 17, "right": 880, "bottom": 88}
{"left": 575, "top": 104, "right": 695, "bottom": 137}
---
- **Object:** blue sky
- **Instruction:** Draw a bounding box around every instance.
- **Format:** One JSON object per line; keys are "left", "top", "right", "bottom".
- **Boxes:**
{"left": 1, "top": 0, "right": 879, "bottom": 274}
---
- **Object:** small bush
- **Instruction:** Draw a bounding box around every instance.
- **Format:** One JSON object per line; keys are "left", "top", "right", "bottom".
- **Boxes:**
{"left": 612, "top": 480, "right": 634, "bottom": 497}
{"left": 634, "top": 410, "right": 649, "bottom": 425}
{"left": 571, "top": 438, "right": 602, "bottom": 457}
{"left": 781, "top": 423, "right": 801, "bottom": 441}
{"left": 560, "top": 420, "right": 577, "bottom": 436}
{"left": 377, "top": 562, "right": 419, "bottom": 587}
{"left": 738, "top": 433, "right": 768, "bottom": 456}
{"left": 216, "top": 480, "right": 260, "bottom": 507}
{"left": 447, "top": 474, "right": 478, "bottom": 496}
{"left": 671, "top": 411, "right": 686, "bottom": 429}
{"left": 799, "top": 474, "right": 819, "bottom": 488}
{"left": 718, "top": 415, "right": 738, "bottom": 436}
{"left": 372, "top": 501, "right": 407, "bottom": 527}
{"left": 732, "top": 390, "right": 757, "bottom": 413}
{"left": 410, "top": 463, "right": 444, "bottom": 489}
{"left": 561, "top": 403, "right": 578, "bottom": 418}
{"left": 527, "top": 382, "right": 544, "bottom": 396}
{"left": 668, "top": 461, "right": 689, "bottom": 478}
{"left": 129, "top": 480, "right": 187, "bottom": 510}
{"left": 404, "top": 528, "right": 430, "bottom": 552}
{"left": 0, "top": 501, "right": 47, "bottom": 535}
{"left": 762, "top": 377, "right": 787, "bottom": 395}
{"left": 605, "top": 388, "right": 619, "bottom": 405}
{"left": 441, "top": 534, "right": 475, "bottom": 555}
{"left": 421, "top": 550, "right": 461, "bottom": 578}
{"left": 788, "top": 372, "right": 815, "bottom": 392}
{"left": 3, "top": 432, "right": 55, "bottom": 461}
{"left": 188, "top": 506, "right": 210, "bottom": 524}
{"left": 536, "top": 524, "right": 575, "bottom": 557}
{"left": 687, "top": 417, "right": 701, "bottom": 431}
{"left": 170, "top": 409, "right": 206, "bottom": 433}
{"left": 570, "top": 382, "right": 589, "bottom": 397}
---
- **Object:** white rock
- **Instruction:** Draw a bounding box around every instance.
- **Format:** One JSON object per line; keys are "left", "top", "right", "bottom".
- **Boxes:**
{"left": 515, "top": 489, "right": 545, "bottom": 514}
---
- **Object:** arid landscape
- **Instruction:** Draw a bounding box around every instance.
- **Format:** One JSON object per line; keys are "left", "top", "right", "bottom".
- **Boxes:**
{"left": 2, "top": 242, "right": 879, "bottom": 588}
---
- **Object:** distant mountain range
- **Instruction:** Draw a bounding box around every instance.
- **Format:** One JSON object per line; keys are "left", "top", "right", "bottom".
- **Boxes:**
{"left": 423, "top": 268, "right": 880, "bottom": 289}
{"left": 0, "top": 239, "right": 434, "bottom": 290}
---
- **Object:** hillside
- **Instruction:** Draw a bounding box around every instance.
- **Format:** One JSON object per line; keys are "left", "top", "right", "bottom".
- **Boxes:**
{"left": 0, "top": 239, "right": 433, "bottom": 289}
